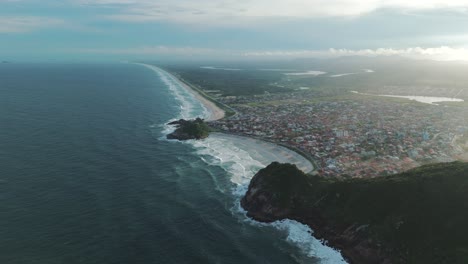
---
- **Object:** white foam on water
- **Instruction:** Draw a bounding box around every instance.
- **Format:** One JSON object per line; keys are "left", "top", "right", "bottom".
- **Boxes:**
{"left": 271, "top": 220, "right": 347, "bottom": 263}
{"left": 144, "top": 62, "right": 347, "bottom": 263}
{"left": 191, "top": 134, "right": 347, "bottom": 264}
{"left": 191, "top": 136, "right": 266, "bottom": 186}
{"left": 138, "top": 63, "right": 210, "bottom": 138}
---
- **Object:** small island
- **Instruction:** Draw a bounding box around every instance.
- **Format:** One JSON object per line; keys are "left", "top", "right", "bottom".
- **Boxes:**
{"left": 167, "top": 118, "right": 211, "bottom": 140}
{"left": 242, "top": 161, "right": 468, "bottom": 264}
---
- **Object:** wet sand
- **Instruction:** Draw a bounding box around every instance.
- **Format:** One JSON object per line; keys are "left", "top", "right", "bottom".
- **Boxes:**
{"left": 211, "top": 133, "right": 314, "bottom": 173}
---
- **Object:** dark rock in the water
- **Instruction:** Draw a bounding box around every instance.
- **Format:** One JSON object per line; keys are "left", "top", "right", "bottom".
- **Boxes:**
{"left": 241, "top": 161, "right": 468, "bottom": 264}
{"left": 167, "top": 119, "right": 184, "bottom": 125}
{"left": 166, "top": 118, "right": 210, "bottom": 140}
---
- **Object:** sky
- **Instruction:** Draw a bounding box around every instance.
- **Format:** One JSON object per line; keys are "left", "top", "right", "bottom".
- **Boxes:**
{"left": 3, "top": 0, "right": 468, "bottom": 61}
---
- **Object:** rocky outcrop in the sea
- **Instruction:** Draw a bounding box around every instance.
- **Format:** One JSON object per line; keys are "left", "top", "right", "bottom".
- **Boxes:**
{"left": 241, "top": 161, "right": 468, "bottom": 264}
{"left": 167, "top": 118, "right": 211, "bottom": 140}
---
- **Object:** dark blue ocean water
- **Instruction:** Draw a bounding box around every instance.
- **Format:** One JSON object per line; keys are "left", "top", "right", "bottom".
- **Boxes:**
{"left": 0, "top": 63, "right": 343, "bottom": 264}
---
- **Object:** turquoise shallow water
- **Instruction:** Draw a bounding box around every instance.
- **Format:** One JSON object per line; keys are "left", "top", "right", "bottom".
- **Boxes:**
{"left": 0, "top": 63, "right": 344, "bottom": 264}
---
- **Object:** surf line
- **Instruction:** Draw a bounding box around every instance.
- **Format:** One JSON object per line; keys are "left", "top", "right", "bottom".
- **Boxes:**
{"left": 138, "top": 62, "right": 346, "bottom": 263}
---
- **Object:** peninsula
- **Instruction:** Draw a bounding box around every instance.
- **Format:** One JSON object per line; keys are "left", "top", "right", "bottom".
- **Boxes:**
{"left": 242, "top": 161, "right": 468, "bottom": 263}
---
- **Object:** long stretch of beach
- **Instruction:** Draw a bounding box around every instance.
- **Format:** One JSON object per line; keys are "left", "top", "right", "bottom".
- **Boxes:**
{"left": 152, "top": 63, "right": 315, "bottom": 172}
{"left": 137, "top": 63, "right": 225, "bottom": 121}
{"left": 136, "top": 62, "right": 314, "bottom": 172}
{"left": 175, "top": 78, "right": 225, "bottom": 121}
{"left": 138, "top": 63, "right": 340, "bottom": 262}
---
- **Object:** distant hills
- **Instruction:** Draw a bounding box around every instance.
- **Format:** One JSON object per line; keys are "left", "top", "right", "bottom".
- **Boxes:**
{"left": 242, "top": 161, "right": 468, "bottom": 263}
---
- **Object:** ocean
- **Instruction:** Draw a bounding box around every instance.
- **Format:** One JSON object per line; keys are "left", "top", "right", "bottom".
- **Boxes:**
{"left": 0, "top": 63, "right": 345, "bottom": 264}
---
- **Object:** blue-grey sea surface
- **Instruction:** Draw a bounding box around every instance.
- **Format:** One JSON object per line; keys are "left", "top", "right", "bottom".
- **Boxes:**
{"left": 0, "top": 63, "right": 345, "bottom": 264}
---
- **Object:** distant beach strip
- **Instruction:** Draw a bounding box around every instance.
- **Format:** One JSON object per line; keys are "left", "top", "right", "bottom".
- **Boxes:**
{"left": 140, "top": 63, "right": 315, "bottom": 173}
{"left": 137, "top": 63, "right": 225, "bottom": 121}
{"left": 173, "top": 75, "right": 226, "bottom": 121}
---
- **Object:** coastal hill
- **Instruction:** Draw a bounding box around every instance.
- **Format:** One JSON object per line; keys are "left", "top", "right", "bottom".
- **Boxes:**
{"left": 241, "top": 161, "right": 468, "bottom": 264}
{"left": 167, "top": 118, "right": 211, "bottom": 140}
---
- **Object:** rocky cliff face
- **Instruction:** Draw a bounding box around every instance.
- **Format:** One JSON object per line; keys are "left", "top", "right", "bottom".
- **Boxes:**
{"left": 240, "top": 162, "right": 468, "bottom": 263}
{"left": 240, "top": 162, "right": 387, "bottom": 263}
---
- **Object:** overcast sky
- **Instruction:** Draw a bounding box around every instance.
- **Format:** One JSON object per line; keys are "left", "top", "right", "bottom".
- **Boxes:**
{"left": 3, "top": 0, "right": 468, "bottom": 61}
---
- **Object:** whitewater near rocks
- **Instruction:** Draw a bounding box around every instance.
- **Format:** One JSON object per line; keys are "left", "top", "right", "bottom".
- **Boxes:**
{"left": 142, "top": 63, "right": 347, "bottom": 263}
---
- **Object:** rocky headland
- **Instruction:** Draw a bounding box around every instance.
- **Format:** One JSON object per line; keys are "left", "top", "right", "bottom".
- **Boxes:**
{"left": 167, "top": 118, "right": 211, "bottom": 140}
{"left": 241, "top": 161, "right": 468, "bottom": 264}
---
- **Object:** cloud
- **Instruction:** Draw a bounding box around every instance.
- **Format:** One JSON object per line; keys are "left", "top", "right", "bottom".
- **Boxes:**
{"left": 244, "top": 46, "right": 468, "bottom": 61}
{"left": 76, "top": 0, "right": 468, "bottom": 25}
{"left": 0, "top": 16, "right": 64, "bottom": 33}
{"left": 74, "top": 45, "right": 468, "bottom": 61}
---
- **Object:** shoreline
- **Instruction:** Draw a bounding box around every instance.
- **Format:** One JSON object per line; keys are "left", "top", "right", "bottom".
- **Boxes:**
{"left": 217, "top": 130, "right": 318, "bottom": 173}
{"left": 136, "top": 63, "right": 226, "bottom": 121}
{"left": 154, "top": 63, "right": 318, "bottom": 174}
{"left": 175, "top": 78, "right": 226, "bottom": 121}
{"left": 144, "top": 62, "right": 345, "bottom": 261}
{"left": 210, "top": 132, "right": 314, "bottom": 173}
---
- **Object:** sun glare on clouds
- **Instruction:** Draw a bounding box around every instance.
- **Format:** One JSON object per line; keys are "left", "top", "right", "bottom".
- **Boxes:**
{"left": 81, "top": 0, "right": 468, "bottom": 24}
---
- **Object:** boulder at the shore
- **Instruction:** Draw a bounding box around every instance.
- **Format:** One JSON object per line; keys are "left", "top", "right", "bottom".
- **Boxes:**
{"left": 167, "top": 118, "right": 211, "bottom": 140}
{"left": 241, "top": 161, "right": 468, "bottom": 264}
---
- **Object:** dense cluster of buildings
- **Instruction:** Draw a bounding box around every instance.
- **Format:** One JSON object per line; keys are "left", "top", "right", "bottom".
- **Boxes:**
{"left": 211, "top": 94, "right": 468, "bottom": 178}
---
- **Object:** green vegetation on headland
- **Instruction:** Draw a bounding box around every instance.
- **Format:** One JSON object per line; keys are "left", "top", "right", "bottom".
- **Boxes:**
{"left": 167, "top": 118, "right": 211, "bottom": 140}
{"left": 242, "top": 161, "right": 468, "bottom": 264}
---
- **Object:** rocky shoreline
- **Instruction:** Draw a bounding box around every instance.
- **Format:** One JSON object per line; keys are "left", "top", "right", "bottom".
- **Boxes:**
{"left": 241, "top": 161, "right": 468, "bottom": 264}
{"left": 240, "top": 162, "right": 386, "bottom": 264}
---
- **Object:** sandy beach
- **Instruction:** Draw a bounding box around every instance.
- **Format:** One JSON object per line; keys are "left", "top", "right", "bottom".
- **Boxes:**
{"left": 136, "top": 63, "right": 225, "bottom": 121}
{"left": 137, "top": 62, "right": 313, "bottom": 172}
{"left": 176, "top": 80, "right": 225, "bottom": 121}
{"left": 210, "top": 133, "right": 314, "bottom": 173}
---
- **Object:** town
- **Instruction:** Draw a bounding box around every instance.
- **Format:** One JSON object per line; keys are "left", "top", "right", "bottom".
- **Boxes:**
{"left": 210, "top": 91, "right": 468, "bottom": 178}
